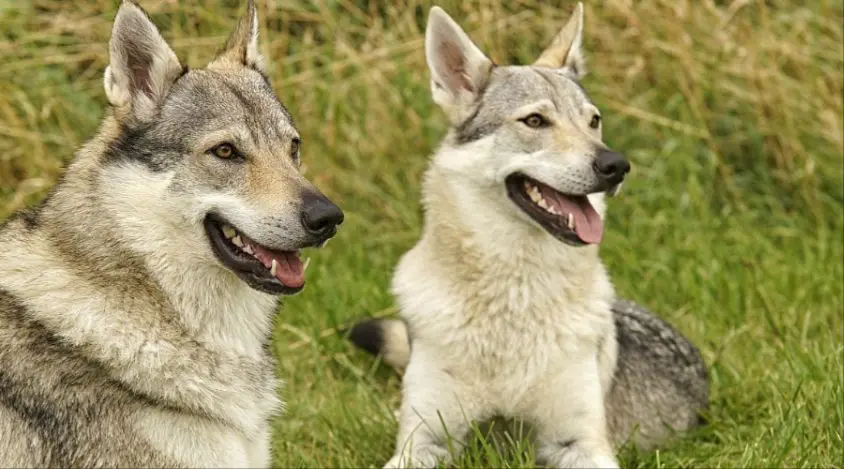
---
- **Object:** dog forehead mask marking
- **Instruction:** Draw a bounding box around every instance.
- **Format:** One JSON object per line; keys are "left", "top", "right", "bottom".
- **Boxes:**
{"left": 454, "top": 67, "right": 591, "bottom": 145}
{"left": 161, "top": 71, "right": 297, "bottom": 144}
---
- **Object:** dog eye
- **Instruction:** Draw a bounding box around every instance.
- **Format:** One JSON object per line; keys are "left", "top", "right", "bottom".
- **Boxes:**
{"left": 520, "top": 113, "right": 550, "bottom": 129}
{"left": 290, "top": 138, "right": 300, "bottom": 161}
{"left": 210, "top": 143, "right": 236, "bottom": 159}
{"left": 589, "top": 114, "right": 602, "bottom": 129}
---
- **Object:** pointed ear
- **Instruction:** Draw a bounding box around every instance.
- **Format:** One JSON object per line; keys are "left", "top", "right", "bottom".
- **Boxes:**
{"left": 534, "top": 2, "right": 586, "bottom": 79}
{"left": 425, "top": 7, "right": 494, "bottom": 123}
{"left": 209, "top": 0, "right": 266, "bottom": 74}
{"left": 104, "top": 1, "right": 183, "bottom": 121}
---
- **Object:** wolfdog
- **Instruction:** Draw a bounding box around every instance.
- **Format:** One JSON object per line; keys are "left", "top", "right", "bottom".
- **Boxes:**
{"left": 0, "top": 1, "right": 343, "bottom": 466}
{"left": 348, "top": 4, "right": 708, "bottom": 468}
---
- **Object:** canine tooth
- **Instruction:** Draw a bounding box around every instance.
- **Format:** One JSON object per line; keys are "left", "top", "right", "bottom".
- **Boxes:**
{"left": 303, "top": 257, "right": 311, "bottom": 271}
{"left": 537, "top": 198, "right": 551, "bottom": 210}
{"left": 609, "top": 182, "right": 623, "bottom": 197}
{"left": 243, "top": 244, "right": 254, "bottom": 255}
{"left": 567, "top": 213, "right": 574, "bottom": 230}
{"left": 528, "top": 188, "right": 543, "bottom": 204}
{"left": 547, "top": 205, "right": 561, "bottom": 216}
{"left": 222, "top": 225, "right": 236, "bottom": 239}
{"left": 270, "top": 259, "right": 278, "bottom": 276}
{"left": 232, "top": 235, "right": 244, "bottom": 247}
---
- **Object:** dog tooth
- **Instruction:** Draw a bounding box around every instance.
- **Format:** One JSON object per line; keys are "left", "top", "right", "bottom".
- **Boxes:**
{"left": 303, "top": 257, "right": 311, "bottom": 271}
{"left": 243, "top": 244, "right": 254, "bottom": 255}
{"left": 270, "top": 259, "right": 278, "bottom": 276}
{"left": 222, "top": 225, "right": 236, "bottom": 239}
{"left": 232, "top": 235, "right": 244, "bottom": 248}
{"left": 567, "top": 213, "right": 574, "bottom": 230}
{"left": 609, "top": 181, "right": 623, "bottom": 197}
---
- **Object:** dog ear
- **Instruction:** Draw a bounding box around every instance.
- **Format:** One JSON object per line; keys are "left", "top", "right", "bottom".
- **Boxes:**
{"left": 209, "top": 0, "right": 266, "bottom": 74}
{"left": 425, "top": 7, "right": 494, "bottom": 123}
{"left": 534, "top": 2, "right": 586, "bottom": 79}
{"left": 104, "top": 0, "right": 183, "bottom": 122}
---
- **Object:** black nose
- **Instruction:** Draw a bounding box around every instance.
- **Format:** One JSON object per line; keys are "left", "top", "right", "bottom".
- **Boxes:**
{"left": 592, "top": 149, "right": 631, "bottom": 186}
{"left": 300, "top": 191, "right": 344, "bottom": 237}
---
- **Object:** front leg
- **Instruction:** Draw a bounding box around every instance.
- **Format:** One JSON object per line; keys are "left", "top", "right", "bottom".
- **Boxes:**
{"left": 244, "top": 427, "right": 271, "bottom": 468}
{"left": 385, "top": 349, "right": 485, "bottom": 469}
{"left": 526, "top": 353, "right": 618, "bottom": 469}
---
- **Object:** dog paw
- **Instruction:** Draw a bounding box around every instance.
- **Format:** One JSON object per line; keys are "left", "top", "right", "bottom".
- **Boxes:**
{"left": 383, "top": 454, "right": 407, "bottom": 469}
{"left": 538, "top": 441, "right": 618, "bottom": 469}
{"left": 590, "top": 454, "right": 620, "bottom": 469}
{"left": 383, "top": 445, "right": 448, "bottom": 469}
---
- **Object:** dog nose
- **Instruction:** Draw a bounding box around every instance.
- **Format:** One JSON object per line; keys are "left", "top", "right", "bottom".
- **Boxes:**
{"left": 593, "top": 149, "right": 631, "bottom": 186}
{"left": 300, "top": 191, "right": 344, "bottom": 237}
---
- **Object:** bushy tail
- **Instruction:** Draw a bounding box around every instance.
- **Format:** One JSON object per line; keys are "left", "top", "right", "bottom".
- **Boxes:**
{"left": 348, "top": 318, "right": 411, "bottom": 370}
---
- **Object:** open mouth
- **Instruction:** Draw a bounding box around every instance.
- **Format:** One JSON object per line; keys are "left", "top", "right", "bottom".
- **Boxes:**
{"left": 204, "top": 214, "right": 309, "bottom": 295}
{"left": 505, "top": 173, "right": 603, "bottom": 246}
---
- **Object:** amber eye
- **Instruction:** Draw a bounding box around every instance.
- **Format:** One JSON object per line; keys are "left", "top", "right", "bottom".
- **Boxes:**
{"left": 520, "top": 113, "right": 550, "bottom": 129}
{"left": 211, "top": 143, "right": 236, "bottom": 159}
{"left": 589, "top": 114, "right": 602, "bottom": 129}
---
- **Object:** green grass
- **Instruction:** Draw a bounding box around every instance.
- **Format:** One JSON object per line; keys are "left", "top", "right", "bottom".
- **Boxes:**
{"left": 1, "top": 0, "right": 842, "bottom": 467}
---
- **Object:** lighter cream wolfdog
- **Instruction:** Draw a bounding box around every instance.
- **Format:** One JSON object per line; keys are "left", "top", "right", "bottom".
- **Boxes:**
{"left": 0, "top": 0, "right": 343, "bottom": 466}
{"left": 349, "top": 4, "right": 708, "bottom": 468}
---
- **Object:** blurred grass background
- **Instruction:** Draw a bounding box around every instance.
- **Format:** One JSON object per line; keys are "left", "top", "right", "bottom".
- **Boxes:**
{"left": 1, "top": 0, "right": 842, "bottom": 467}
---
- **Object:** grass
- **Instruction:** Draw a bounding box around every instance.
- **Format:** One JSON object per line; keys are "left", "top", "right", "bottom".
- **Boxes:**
{"left": 1, "top": 0, "right": 842, "bottom": 467}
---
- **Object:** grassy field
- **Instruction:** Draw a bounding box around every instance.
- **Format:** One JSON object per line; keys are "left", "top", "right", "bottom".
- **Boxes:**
{"left": 1, "top": 0, "right": 842, "bottom": 467}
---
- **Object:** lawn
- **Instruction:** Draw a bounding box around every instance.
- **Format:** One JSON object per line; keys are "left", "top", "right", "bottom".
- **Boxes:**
{"left": 0, "top": 0, "right": 842, "bottom": 467}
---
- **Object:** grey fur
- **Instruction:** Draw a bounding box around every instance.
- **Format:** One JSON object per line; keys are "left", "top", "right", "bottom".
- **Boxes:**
{"left": 349, "top": 300, "right": 709, "bottom": 450}
{"left": 0, "top": 1, "right": 340, "bottom": 466}
{"left": 607, "top": 300, "right": 708, "bottom": 449}
{"left": 453, "top": 67, "right": 593, "bottom": 145}
{"left": 0, "top": 289, "right": 174, "bottom": 467}
{"left": 347, "top": 4, "right": 708, "bottom": 467}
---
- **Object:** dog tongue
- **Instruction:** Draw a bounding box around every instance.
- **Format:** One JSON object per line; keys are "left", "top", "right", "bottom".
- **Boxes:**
{"left": 538, "top": 187, "right": 604, "bottom": 244}
{"left": 247, "top": 242, "right": 304, "bottom": 288}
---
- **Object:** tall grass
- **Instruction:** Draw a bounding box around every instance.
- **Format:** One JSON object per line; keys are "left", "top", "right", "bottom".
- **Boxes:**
{"left": 1, "top": 0, "right": 842, "bottom": 467}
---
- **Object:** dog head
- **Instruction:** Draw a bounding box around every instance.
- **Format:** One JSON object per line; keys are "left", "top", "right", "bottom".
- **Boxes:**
{"left": 100, "top": 0, "right": 343, "bottom": 295}
{"left": 425, "top": 4, "right": 629, "bottom": 246}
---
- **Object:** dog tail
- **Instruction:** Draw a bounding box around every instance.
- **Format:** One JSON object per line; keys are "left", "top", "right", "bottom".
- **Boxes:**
{"left": 348, "top": 318, "right": 411, "bottom": 370}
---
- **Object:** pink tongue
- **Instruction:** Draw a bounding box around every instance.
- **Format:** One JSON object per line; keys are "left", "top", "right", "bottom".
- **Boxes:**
{"left": 246, "top": 241, "right": 304, "bottom": 288}
{"left": 539, "top": 187, "right": 604, "bottom": 244}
